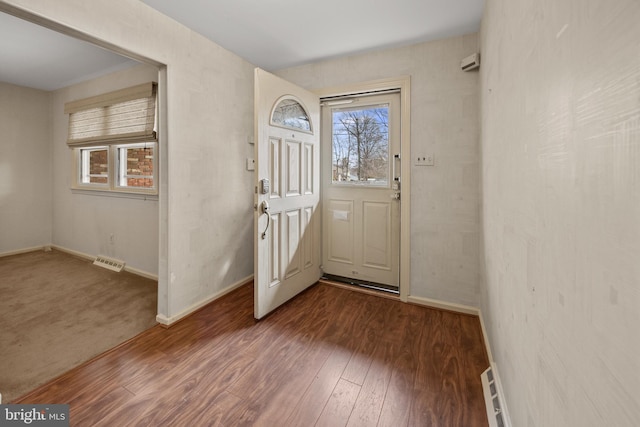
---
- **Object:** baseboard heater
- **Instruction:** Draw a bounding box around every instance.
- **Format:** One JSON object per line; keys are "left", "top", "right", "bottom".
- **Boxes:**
{"left": 93, "top": 255, "right": 125, "bottom": 272}
{"left": 481, "top": 364, "right": 512, "bottom": 427}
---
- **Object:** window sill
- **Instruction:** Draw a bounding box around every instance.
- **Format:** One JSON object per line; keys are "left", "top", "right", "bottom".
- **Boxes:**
{"left": 71, "top": 187, "right": 158, "bottom": 201}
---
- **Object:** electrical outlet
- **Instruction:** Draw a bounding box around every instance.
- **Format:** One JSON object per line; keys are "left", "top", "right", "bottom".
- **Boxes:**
{"left": 415, "top": 154, "right": 435, "bottom": 166}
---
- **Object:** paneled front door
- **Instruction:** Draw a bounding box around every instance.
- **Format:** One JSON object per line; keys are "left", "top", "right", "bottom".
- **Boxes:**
{"left": 254, "top": 68, "right": 321, "bottom": 319}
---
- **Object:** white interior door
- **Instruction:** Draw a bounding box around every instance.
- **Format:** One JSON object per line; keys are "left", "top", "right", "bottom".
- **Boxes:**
{"left": 321, "top": 93, "right": 401, "bottom": 288}
{"left": 254, "top": 68, "right": 321, "bottom": 319}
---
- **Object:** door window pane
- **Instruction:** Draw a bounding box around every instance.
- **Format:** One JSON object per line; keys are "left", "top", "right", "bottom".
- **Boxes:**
{"left": 331, "top": 104, "right": 389, "bottom": 186}
{"left": 271, "top": 98, "right": 311, "bottom": 132}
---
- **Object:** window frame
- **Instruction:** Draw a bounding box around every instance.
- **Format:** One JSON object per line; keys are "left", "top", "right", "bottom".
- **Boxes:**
{"left": 115, "top": 142, "right": 157, "bottom": 191}
{"left": 72, "top": 141, "right": 158, "bottom": 197}
{"left": 79, "top": 145, "right": 110, "bottom": 188}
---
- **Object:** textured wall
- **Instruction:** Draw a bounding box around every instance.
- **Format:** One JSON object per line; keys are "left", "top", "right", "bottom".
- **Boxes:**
{"left": 0, "top": 82, "right": 52, "bottom": 253}
{"left": 51, "top": 64, "right": 159, "bottom": 275}
{"left": 2, "top": 0, "right": 255, "bottom": 319}
{"left": 479, "top": 0, "right": 640, "bottom": 425}
{"left": 277, "top": 34, "right": 481, "bottom": 306}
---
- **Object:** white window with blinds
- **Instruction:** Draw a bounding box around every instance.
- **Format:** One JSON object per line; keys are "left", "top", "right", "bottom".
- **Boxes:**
{"left": 66, "top": 82, "right": 158, "bottom": 196}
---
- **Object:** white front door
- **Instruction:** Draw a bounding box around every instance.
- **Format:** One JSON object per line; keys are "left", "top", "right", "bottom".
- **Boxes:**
{"left": 254, "top": 68, "right": 321, "bottom": 319}
{"left": 321, "top": 93, "right": 401, "bottom": 288}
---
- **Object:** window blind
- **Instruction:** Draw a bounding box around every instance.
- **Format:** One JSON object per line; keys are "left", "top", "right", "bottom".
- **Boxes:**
{"left": 65, "top": 82, "right": 157, "bottom": 147}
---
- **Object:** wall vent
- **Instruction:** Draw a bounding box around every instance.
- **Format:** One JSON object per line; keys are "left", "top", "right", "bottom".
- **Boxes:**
{"left": 461, "top": 52, "right": 481, "bottom": 71}
{"left": 93, "top": 255, "right": 125, "bottom": 272}
{"left": 481, "top": 364, "right": 511, "bottom": 427}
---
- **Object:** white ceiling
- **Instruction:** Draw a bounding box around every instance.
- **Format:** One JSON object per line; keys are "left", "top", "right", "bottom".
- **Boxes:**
{"left": 0, "top": 12, "right": 138, "bottom": 91}
{"left": 142, "top": 0, "right": 485, "bottom": 70}
{"left": 0, "top": 0, "right": 484, "bottom": 91}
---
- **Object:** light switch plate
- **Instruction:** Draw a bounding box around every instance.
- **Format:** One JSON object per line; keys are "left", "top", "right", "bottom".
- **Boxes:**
{"left": 415, "top": 154, "right": 435, "bottom": 166}
{"left": 246, "top": 158, "right": 255, "bottom": 171}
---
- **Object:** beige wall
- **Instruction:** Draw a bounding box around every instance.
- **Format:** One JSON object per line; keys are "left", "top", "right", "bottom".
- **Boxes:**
{"left": 277, "top": 34, "right": 481, "bottom": 306}
{"left": 51, "top": 64, "right": 159, "bottom": 275}
{"left": 1, "top": 0, "right": 255, "bottom": 320}
{"left": 0, "top": 82, "right": 52, "bottom": 254}
{"left": 4, "top": 0, "right": 639, "bottom": 423}
{"left": 0, "top": 66, "right": 160, "bottom": 274}
{"left": 480, "top": 0, "right": 640, "bottom": 425}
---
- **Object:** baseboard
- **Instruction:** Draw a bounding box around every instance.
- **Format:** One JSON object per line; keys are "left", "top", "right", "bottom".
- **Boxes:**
{"left": 0, "top": 246, "right": 48, "bottom": 258}
{"left": 51, "top": 245, "right": 93, "bottom": 261}
{"left": 52, "top": 245, "right": 158, "bottom": 280}
{"left": 122, "top": 265, "right": 158, "bottom": 281}
{"left": 156, "top": 275, "right": 254, "bottom": 327}
{"left": 478, "top": 309, "right": 495, "bottom": 363}
{"left": 406, "top": 294, "right": 480, "bottom": 316}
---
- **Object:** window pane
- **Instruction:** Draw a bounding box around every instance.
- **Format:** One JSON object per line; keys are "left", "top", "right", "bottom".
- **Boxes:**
{"left": 271, "top": 98, "right": 311, "bottom": 132}
{"left": 331, "top": 104, "right": 389, "bottom": 186}
{"left": 81, "top": 148, "right": 108, "bottom": 184}
{"left": 119, "top": 145, "right": 154, "bottom": 188}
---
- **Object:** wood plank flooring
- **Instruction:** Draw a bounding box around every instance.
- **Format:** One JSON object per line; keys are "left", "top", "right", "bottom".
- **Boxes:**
{"left": 15, "top": 283, "right": 490, "bottom": 427}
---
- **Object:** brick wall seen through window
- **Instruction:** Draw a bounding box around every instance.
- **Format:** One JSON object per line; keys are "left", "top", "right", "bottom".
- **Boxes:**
{"left": 124, "top": 147, "right": 154, "bottom": 188}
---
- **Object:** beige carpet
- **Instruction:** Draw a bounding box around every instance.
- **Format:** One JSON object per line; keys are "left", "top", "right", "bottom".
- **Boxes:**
{"left": 0, "top": 249, "right": 157, "bottom": 403}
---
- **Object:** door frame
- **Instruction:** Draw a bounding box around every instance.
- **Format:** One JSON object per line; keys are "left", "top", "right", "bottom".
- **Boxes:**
{"left": 315, "top": 76, "right": 411, "bottom": 302}
{"left": 0, "top": 4, "right": 171, "bottom": 320}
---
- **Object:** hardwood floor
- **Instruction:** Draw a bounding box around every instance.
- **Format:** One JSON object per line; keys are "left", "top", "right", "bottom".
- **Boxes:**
{"left": 16, "top": 283, "right": 489, "bottom": 426}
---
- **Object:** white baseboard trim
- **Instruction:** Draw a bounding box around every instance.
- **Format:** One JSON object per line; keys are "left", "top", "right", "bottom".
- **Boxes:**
{"left": 407, "top": 295, "right": 480, "bottom": 316}
{"left": 478, "top": 309, "right": 494, "bottom": 363}
{"left": 123, "top": 265, "right": 158, "bottom": 281}
{"left": 0, "top": 246, "right": 48, "bottom": 258}
{"left": 52, "top": 245, "right": 94, "bottom": 261}
{"left": 156, "top": 275, "right": 254, "bottom": 327}
{"left": 52, "top": 245, "right": 158, "bottom": 280}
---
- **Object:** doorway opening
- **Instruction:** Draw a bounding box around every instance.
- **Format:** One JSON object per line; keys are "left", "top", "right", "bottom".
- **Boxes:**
{"left": 253, "top": 73, "right": 411, "bottom": 315}
{"left": 320, "top": 90, "right": 402, "bottom": 295}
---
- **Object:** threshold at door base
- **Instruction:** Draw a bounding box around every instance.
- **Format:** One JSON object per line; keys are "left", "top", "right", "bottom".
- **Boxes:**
{"left": 320, "top": 274, "right": 400, "bottom": 300}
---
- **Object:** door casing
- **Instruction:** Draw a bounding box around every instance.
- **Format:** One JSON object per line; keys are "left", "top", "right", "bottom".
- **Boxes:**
{"left": 315, "top": 76, "right": 411, "bottom": 302}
